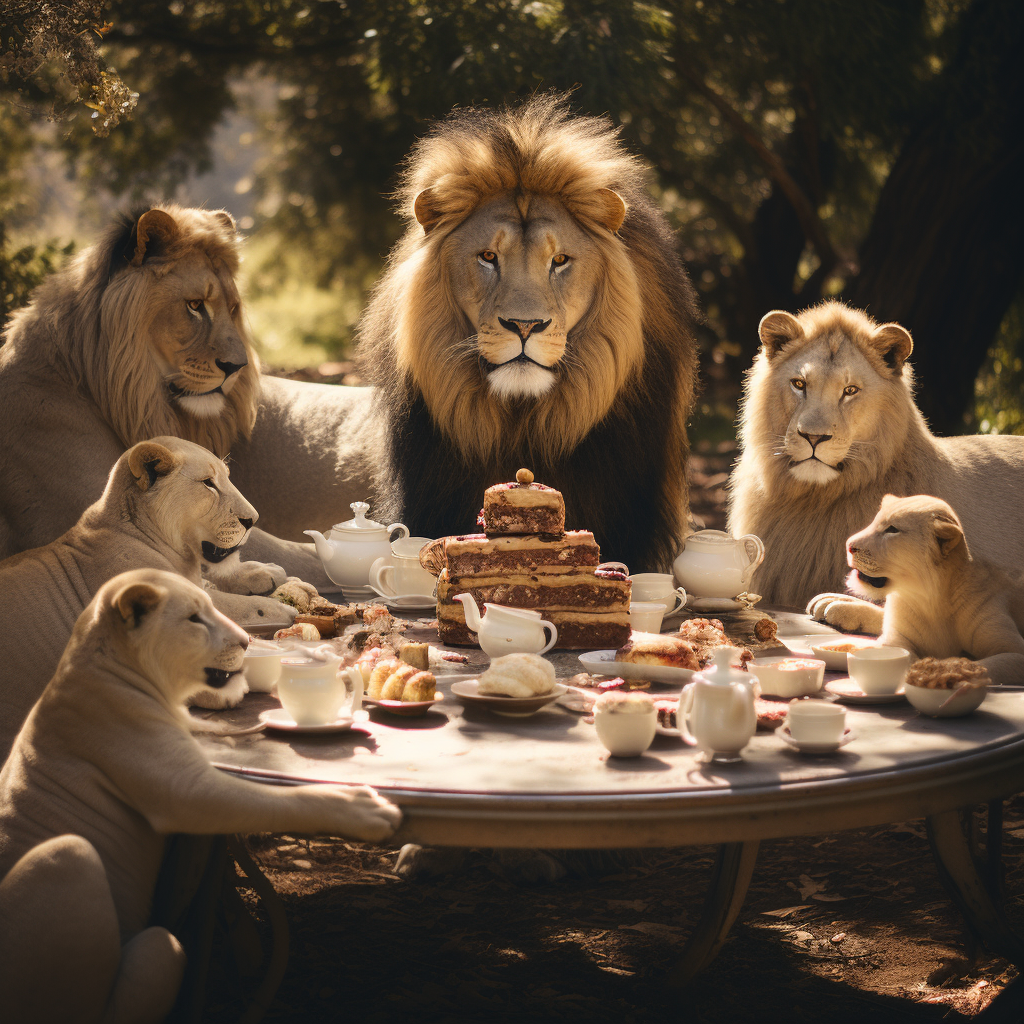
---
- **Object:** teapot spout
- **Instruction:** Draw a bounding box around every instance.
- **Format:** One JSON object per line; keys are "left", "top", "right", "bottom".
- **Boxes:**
{"left": 454, "top": 592, "right": 482, "bottom": 633}
{"left": 303, "top": 529, "right": 333, "bottom": 564}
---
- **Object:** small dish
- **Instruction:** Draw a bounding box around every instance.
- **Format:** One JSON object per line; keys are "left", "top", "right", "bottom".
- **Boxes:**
{"left": 825, "top": 678, "right": 907, "bottom": 705}
{"left": 259, "top": 708, "right": 360, "bottom": 734}
{"left": 363, "top": 695, "right": 443, "bottom": 717}
{"left": 685, "top": 595, "right": 761, "bottom": 613}
{"left": 367, "top": 586, "right": 437, "bottom": 611}
{"left": 578, "top": 650, "right": 695, "bottom": 685}
{"left": 778, "top": 724, "right": 855, "bottom": 753}
{"left": 904, "top": 682, "right": 987, "bottom": 718}
{"left": 750, "top": 656, "right": 826, "bottom": 698}
{"left": 450, "top": 680, "right": 568, "bottom": 717}
{"left": 782, "top": 634, "right": 876, "bottom": 671}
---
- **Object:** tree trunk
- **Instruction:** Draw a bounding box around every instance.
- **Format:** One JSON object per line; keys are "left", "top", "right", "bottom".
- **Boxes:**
{"left": 847, "top": 0, "right": 1024, "bottom": 436}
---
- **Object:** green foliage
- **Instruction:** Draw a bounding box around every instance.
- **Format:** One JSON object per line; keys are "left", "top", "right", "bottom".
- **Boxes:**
{"left": 0, "top": 233, "right": 75, "bottom": 323}
{"left": 974, "top": 286, "right": 1024, "bottom": 435}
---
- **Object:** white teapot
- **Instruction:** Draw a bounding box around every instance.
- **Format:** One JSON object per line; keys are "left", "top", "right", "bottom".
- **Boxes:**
{"left": 678, "top": 647, "right": 758, "bottom": 763}
{"left": 454, "top": 594, "right": 558, "bottom": 659}
{"left": 305, "top": 502, "right": 409, "bottom": 589}
{"left": 672, "top": 530, "right": 765, "bottom": 599}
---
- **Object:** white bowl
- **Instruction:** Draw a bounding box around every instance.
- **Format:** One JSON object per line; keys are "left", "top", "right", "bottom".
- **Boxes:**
{"left": 242, "top": 650, "right": 285, "bottom": 692}
{"left": 751, "top": 656, "right": 826, "bottom": 698}
{"left": 847, "top": 646, "right": 912, "bottom": 695}
{"left": 904, "top": 682, "right": 987, "bottom": 717}
{"left": 808, "top": 635, "right": 878, "bottom": 671}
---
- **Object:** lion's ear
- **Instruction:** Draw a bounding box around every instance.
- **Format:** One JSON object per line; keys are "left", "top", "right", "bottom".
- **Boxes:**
{"left": 933, "top": 514, "right": 964, "bottom": 558}
{"left": 214, "top": 210, "right": 236, "bottom": 234}
{"left": 758, "top": 311, "right": 804, "bottom": 359}
{"left": 872, "top": 322, "right": 913, "bottom": 373}
{"left": 127, "top": 441, "right": 181, "bottom": 491}
{"left": 413, "top": 188, "right": 444, "bottom": 234}
{"left": 113, "top": 580, "right": 166, "bottom": 628}
{"left": 592, "top": 188, "right": 627, "bottom": 233}
{"left": 130, "top": 209, "right": 179, "bottom": 267}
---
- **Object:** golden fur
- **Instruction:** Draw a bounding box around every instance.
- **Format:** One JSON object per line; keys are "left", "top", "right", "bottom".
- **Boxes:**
{"left": 845, "top": 495, "right": 1024, "bottom": 685}
{"left": 361, "top": 94, "right": 701, "bottom": 571}
{"left": 727, "top": 301, "right": 1024, "bottom": 608}
{"left": 0, "top": 569, "right": 401, "bottom": 1024}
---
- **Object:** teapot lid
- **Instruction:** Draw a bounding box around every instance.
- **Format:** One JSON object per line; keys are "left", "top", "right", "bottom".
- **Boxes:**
{"left": 696, "top": 646, "right": 756, "bottom": 685}
{"left": 685, "top": 530, "right": 736, "bottom": 547}
{"left": 332, "top": 501, "right": 387, "bottom": 535}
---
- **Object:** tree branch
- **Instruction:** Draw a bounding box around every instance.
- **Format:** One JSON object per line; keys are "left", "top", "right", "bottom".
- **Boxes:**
{"left": 671, "top": 40, "right": 841, "bottom": 283}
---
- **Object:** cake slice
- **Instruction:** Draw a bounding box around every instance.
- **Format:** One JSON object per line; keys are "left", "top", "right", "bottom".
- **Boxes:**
{"left": 481, "top": 468, "right": 565, "bottom": 535}
{"left": 436, "top": 568, "right": 630, "bottom": 613}
{"left": 443, "top": 531, "right": 600, "bottom": 578}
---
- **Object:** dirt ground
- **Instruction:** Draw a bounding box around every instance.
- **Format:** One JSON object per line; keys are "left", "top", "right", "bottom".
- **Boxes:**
{"left": 199, "top": 431, "right": 1024, "bottom": 1022}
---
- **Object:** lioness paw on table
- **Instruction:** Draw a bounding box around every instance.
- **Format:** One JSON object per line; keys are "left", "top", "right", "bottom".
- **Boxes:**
{"left": 0, "top": 569, "right": 400, "bottom": 1024}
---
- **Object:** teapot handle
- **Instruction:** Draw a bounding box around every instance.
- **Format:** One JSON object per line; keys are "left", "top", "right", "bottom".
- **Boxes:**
{"left": 668, "top": 587, "right": 688, "bottom": 614}
{"left": 538, "top": 620, "right": 559, "bottom": 655}
{"left": 678, "top": 683, "right": 698, "bottom": 746}
{"left": 739, "top": 534, "right": 765, "bottom": 570}
{"left": 388, "top": 522, "right": 410, "bottom": 542}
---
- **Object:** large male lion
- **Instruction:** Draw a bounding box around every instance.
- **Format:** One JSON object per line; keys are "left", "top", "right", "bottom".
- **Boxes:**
{"left": 727, "top": 301, "right": 1024, "bottom": 613}
{"left": 0, "top": 568, "right": 400, "bottom": 1024}
{"left": 0, "top": 436, "right": 294, "bottom": 760}
{"left": 351, "top": 95, "right": 701, "bottom": 571}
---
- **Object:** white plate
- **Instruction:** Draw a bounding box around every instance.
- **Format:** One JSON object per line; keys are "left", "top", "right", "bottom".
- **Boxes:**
{"left": 450, "top": 680, "right": 567, "bottom": 716}
{"left": 367, "top": 586, "right": 437, "bottom": 611}
{"left": 824, "top": 678, "right": 907, "bottom": 705}
{"left": 685, "top": 596, "right": 759, "bottom": 613}
{"left": 578, "top": 650, "right": 695, "bottom": 685}
{"left": 258, "top": 708, "right": 361, "bottom": 734}
{"left": 778, "top": 724, "right": 855, "bottom": 753}
{"left": 781, "top": 634, "right": 876, "bottom": 671}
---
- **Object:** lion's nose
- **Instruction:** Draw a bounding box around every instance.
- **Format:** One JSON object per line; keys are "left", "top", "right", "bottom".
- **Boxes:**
{"left": 238, "top": 516, "right": 254, "bottom": 530}
{"left": 798, "top": 430, "right": 832, "bottom": 450}
{"left": 499, "top": 317, "right": 552, "bottom": 342}
{"left": 216, "top": 357, "right": 248, "bottom": 378}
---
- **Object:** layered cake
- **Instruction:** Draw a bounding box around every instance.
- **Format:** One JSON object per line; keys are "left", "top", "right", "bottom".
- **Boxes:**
{"left": 433, "top": 470, "right": 631, "bottom": 650}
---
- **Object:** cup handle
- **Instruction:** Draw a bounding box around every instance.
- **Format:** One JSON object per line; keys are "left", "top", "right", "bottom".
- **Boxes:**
{"left": 343, "top": 665, "right": 364, "bottom": 712}
{"left": 739, "top": 534, "right": 765, "bottom": 570}
{"left": 669, "top": 588, "right": 688, "bottom": 614}
{"left": 388, "top": 522, "right": 410, "bottom": 542}
{"left": 598, "top": 561, "right": 629, "bottom": 575}
{"left": 678, "top": 684, "right": 698, "bottom": 746}
{"left": 539, "top": 620, "right": 559, "bottom": 655}
{"left": 370, "top": 556, "right": 397, "bottom": 596}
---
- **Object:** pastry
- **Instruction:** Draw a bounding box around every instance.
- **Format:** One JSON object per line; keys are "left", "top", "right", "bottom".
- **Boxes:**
{"left": 293, "top": 613, "right": 336, "bottom": 637}
{"left": 477, "top": 653, "right": 556, "bottom": 697}
{"left": 615, "top": 632, "right": 700, "bottom": 671}
{"left": 481, "top": 468, "right": 566, "bottom": 535}
{"left": 904, "top": 657, "right": 990, "bottom": 690}
{"left": 273, "top": 622, "right": 321, "bottom": 642}
{"left": 399, "top": 641, "right": 430, "bottom": 671}
{"left": 367, "top": 658, "right": 400, "bottom": 699}
{"left": 401, "top": 670, "right": 437, "bottom": 702}
{"left": 270, "top": 578, "right": 321, "bottom": 613}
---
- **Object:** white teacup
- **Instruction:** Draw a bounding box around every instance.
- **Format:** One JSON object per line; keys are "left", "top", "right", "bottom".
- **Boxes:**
{"left": 242, "top": 649, "right": 284, "bottom": 693}
{"left": 786, "top": 700, "right": 846, "bottom": 744}
{"left": 629, "top": 572, "right": 687, "bottom": 614}
{"left": 370, "top": 554, "right": 437, "bottom": 598}
{"left": 848, "top": 647, "right": 912, "bottom": 695}
{"left": 277, "top": 656, "right": 349, "bottom": 726}
{"left": 594, "top": 696, "right": 657, "bottom": 757}
{"left": 630, "top": 601, "right": 667, "bottom": 633}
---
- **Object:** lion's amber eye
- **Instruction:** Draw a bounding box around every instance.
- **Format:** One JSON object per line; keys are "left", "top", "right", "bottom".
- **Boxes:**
{"left": 187, "top": 299, "right": 204, "bottom": 312}
{"left": 551, "top": 253, "right": 570, "bottom": 268}
{"left": 479, "top": 250, "right": 498, "bottom": 265}
{"left": 883, "top": 525, "right": 899, "bottom": 534}
{"left": 790, "top": 378, "right": 806, "bottom": 391}
{"left": 842, "top": 384, "right": 860, "bottom": 397}
{"left": 202, "top": 478, "right": 217, "bottom": 490}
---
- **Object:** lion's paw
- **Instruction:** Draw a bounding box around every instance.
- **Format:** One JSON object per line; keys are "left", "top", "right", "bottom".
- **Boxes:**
{"left": 212, "top": 561, "right": 288, "bottom": 596}
{"left": 190, "top": 673, "right": 248, "bottom": 710}
{"left": 806, "top": 593, "right": 850, "bottom": 621}
{"left": 807, "top": 594, "right": 883, "bottom": 635}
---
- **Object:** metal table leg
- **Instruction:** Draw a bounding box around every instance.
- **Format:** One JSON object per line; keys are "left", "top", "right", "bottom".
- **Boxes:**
{"left": 666, "top": 840, "right": 760, "bottom": 987}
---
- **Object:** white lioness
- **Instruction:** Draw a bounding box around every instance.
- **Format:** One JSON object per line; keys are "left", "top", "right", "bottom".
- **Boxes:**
{"left": 843, "top": 494, "right": 1024, "bottom": 685}
{"left": 0, "top": 569, "right": 401, "bottom": 1024}
{"left": 0, "top": 436, "right": 294, "bottom": 760}
{"left": 727, "top": 301, "right": 1024, "bottom": 619}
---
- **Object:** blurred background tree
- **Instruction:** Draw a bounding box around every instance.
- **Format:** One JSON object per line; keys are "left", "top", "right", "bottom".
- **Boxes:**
{"left": 2, "top": 0, "right": 1021, "bottom": 437}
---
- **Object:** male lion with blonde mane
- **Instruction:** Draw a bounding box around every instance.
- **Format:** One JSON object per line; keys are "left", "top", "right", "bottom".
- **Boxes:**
{"left": 727, "top": 301, "right": 1024, "bottom": 624}
{"left": 357, "top": 94, "right": 700, "bottom": 571}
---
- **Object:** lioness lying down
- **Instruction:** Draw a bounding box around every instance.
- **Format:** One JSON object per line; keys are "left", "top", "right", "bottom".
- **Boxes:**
{"left": 0, "top": 436, "right": 295, "bottom": 761}
{"left": 843, "top": 494, "right": 1024, "bottom": 686}
{"left": 0, "top": 569, "right": 401, "bottom": 1024}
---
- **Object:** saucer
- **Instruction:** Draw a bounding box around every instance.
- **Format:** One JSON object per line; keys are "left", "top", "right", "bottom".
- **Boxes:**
{"left": 367, "top": 586, "right": 437, "bottom": 611}
{"left": 258, "top": 708, "right": 361, "bottom": 733}
{"left": 778, "top": 724, "right": 855, "bottom": 753}
{"left": 578, "top": 650, "right": 695, "bottom": 686}
{"left": 685, "top": 594, "right": 761, "bottom": 613}
{"left": 825, "top": 678, "right": 907, "bottom": 705}
{"left": 451, "top": 680, "right": 568, "bottom": 717}
{"left": 363, "top": 695, "right": 443, "bottom": 716}
{"left": 342, "top": 584, "right": 377, "bottom": 601}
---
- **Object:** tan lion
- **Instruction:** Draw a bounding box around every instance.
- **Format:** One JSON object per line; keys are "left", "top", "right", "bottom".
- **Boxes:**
{"left": 0, "top": 436, "right": 294, "bottom": 761}
{"left": 727, "top": 301, "right": 1024, "bottom": 617}
{"left": 0, "top": 205, "right": 345, "bottom": 585}
{"left": 0, "top": 569, "right": 401, "bottom": 1024}
{"left": 843, "top": 494, "right": 1024, "bottom": 685}
{"left": 354, "top": 93, "right": 701, "bottom": 571}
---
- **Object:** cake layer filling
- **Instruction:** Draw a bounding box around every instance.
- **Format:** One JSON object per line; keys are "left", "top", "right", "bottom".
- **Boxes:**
{"left": 437, "top": 604, "right": 631, "bottom": 650}
{"left": 444, "top": 531, "right": 599, "bottom": 575}
{"left": 437, "top": 573, "right": 630, "bottom": 612}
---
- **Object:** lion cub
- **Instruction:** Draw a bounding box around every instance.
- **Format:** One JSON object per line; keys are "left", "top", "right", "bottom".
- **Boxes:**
{"left": 0, "top": 569, "right": 401, "bottom": 1024}
{"left": 845, "top": 494, "right": 1024, "bottom": 685}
